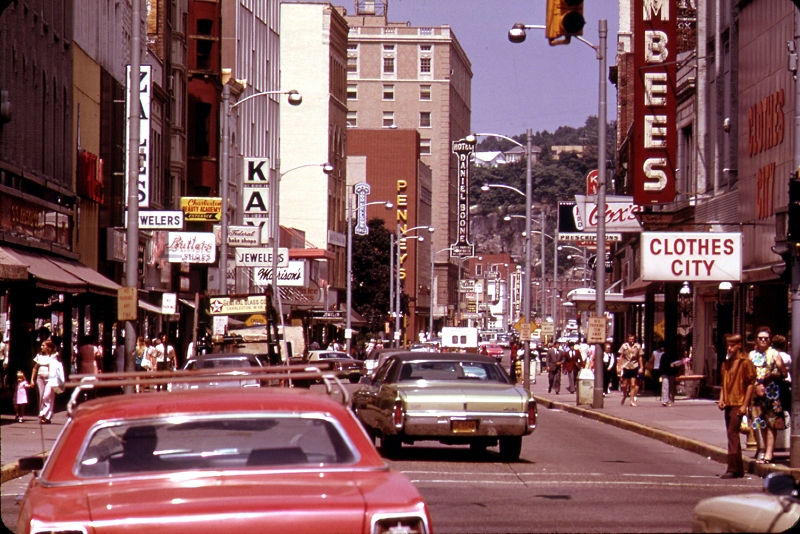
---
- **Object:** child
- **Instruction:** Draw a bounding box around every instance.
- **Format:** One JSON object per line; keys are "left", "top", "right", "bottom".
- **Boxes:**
{"left": 14, "top": 371, "right": 32, "bottom": 423}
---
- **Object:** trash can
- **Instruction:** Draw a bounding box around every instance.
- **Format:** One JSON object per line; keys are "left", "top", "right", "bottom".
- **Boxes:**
{"left": 576, "top": 368, "right": 594, "bottom": 405}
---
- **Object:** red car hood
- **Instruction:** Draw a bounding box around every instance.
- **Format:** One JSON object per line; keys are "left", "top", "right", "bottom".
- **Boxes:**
{"left": 25, "top": 470, "right": 424, "bottom": 534}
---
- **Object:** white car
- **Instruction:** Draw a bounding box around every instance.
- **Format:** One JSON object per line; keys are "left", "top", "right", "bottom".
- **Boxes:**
{"left": 692, "top": 472, "right": 800, "bottom": 532}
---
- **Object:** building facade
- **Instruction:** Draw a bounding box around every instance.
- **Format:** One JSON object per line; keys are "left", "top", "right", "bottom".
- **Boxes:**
{"left": 342, "top": 0, "right": 472, "bottom": 325}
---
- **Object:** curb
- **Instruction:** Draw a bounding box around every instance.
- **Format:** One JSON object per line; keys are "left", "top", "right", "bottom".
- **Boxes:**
{"left": 1, "top": 453, "right": 46, "bottom": 484}
{"left": 534, "top": 395, "right": 800, "bottom": 478}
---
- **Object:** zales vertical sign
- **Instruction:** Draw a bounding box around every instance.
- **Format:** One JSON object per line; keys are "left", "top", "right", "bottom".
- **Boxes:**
{"left": 633, "top": 0, "right": 677, "bottom": 205}
{"left": 451, "top": 140, "right": 475, "bottom": 258}
{"left": 125, "top": 65, "right": 152, "bottom": 208}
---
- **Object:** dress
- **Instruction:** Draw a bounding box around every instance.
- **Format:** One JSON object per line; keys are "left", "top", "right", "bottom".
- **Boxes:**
{"left": 749, "top": 347, "right": 785, "bottom": 430}
{"left": 14, "top": 380, "right": 29, "bottom": 405}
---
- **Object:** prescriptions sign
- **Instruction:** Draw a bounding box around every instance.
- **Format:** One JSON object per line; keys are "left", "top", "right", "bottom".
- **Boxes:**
{"left": 641, "top": 232, "right": 742, "bottom": 282}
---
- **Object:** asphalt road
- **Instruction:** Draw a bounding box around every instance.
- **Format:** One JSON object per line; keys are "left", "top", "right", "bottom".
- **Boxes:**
{"left": 386, "top": 405, "right": 763, "bottom": 533}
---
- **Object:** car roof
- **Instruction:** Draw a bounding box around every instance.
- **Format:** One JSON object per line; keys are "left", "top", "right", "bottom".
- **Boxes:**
{"left": 190, "top": 352, "right": 263, "bottom": 362}
{"left": 71, "top": 388, "right": 351, "bottom": 422}
{"left": 385, "top": 352, "right": 499, "bottom": 364}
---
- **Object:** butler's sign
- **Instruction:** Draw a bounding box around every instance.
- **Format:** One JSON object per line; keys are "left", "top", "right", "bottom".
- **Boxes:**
{"left": 641, "top": 232, "right": 742, "bottom": 282}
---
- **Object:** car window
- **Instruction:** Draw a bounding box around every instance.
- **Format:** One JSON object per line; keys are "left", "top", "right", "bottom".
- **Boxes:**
{"left": 396, "top": 361, "right": 509, "bottom": 383}
{"left": 202, "top": 358, "right": 254, "bottom": 368}
{"left": 76, "top": 415, "right": 356, "bottom": 477}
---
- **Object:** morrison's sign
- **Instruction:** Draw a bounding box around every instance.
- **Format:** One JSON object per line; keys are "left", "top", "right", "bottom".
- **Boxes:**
{"left": 632, "top": 0, "right": 678, "bottom": 205}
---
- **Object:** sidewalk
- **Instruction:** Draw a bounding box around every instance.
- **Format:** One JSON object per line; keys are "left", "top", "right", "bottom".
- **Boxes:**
{"left": 528, "top": 369, "right": 800, "bottom": 478}
{"left": 2, "top": 375, "right": 799, "bottom": 484}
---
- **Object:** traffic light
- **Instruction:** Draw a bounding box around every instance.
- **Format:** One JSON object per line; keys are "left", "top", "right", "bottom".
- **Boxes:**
{"left": 771, "top": 242, "right": 795, "bottom": 285}
{"left": 788, "top": 178, "right": 800, "bottom": 242}
{"left": 545, "top": 0, "right": 585, "bottom": 46}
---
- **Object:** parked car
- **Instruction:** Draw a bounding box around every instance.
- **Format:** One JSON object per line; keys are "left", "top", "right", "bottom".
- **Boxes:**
{"left": 304, "top": 350, "right": 364, "bottom": 383}
{"left": 496, "top": 334, "right": 512, "bottom": 348}
{"left": 352, "top": 352, "right": 538, "bottom": 461}
{"left": 173, "top": 351, "right": 266, "bottom": 389}
{"left": 362, "top": 348, "right": 406, "bottom": 379}
{"left": 478, "top": 342, "right": 504, "bottom": 361}
{"left": 17, "top": 370, "right": 432, "bottom": 534}
{"left": 692, "top": 472, "right": 800, "bottom": 532}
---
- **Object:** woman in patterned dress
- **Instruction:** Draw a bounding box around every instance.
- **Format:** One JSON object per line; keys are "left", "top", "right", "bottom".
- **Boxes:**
{"left": 749, "top": 326, "right": 788, "bottom": 463}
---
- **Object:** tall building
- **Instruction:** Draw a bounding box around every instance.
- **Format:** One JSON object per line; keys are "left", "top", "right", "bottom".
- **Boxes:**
{"left": 342, "top": 0, "right": 472, "bottom": 325}
{"left": 347, "top": 128, "right": 432, "bottom": 341}
{"left": 280, "top": 1, "right": 349, "bottom": 292}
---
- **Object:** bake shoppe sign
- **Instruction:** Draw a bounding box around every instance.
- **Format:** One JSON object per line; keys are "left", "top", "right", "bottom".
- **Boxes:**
{"left": 632, "top": 0, "right": 677, "bottom": 205}
{"left": 641, "top": 232, "right": 742, "bottom": 282}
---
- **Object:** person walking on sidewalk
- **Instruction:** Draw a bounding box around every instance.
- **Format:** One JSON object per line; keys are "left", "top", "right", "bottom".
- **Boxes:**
{"left": 546, "top": 342, "right": 563, "bottom": 394}
{"left": 718, "top": 333, "right": 756, "bottom": 478}
{"left": 602, "top": 342, "right": 615, "bottom": 395}
{"left": 749, "top": 326, "right": 787, "bottom": 464}
{"left": 13, "top": 370, "right": 33, "bottom": 422}
{"left": 31, "top": 340, "right": 55, "bottom": 421}
{"left": 563, "top": 341, "right": 580, "bottom": 394}
{"left": 618, "top": 333, "right": 644, "bottom": 406}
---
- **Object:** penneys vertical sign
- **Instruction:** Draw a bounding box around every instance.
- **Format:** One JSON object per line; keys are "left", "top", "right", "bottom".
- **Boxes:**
{"left": 633, "top": 0, "right": 677, "bottom": 205}
{"left": 450, "top": 140, "right": 475, "bottom": 258}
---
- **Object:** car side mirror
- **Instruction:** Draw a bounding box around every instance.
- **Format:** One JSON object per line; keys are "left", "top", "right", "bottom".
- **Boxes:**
{"left": 763, "top": 472, "right": 797, "bottom": 496}
{"left": 19, "top": 456, "right": 44, "bottom": 472}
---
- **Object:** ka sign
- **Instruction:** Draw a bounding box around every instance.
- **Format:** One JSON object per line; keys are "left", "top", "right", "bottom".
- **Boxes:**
{"left": 641, "top": 232, "right": 742, "bottom": 282}
{"left": 633, "top": 0, "right": 677, "bottom": 205}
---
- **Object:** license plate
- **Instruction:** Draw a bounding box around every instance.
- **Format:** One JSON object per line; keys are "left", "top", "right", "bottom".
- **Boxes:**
{"left": 451, "top": 420, "right": 478, "bottom": 433}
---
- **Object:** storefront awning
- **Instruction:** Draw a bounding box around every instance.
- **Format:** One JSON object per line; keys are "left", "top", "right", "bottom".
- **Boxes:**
{"left": 0, "top": 247, "right": 29, "bottom": 281}
{"left": 0, "top": 246, "right": 121, "bottom": 296}
{"left": 566, "top": 287, "right": 646, "bottom": 313}
{"left": 622, "top": 277, "right": 661, "bottom": 297}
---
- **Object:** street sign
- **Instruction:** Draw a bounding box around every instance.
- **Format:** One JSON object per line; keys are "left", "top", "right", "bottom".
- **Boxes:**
{"left": 586, "top": 316, "right": 607, "bottom": 343}
{"left": 519, "top": 322, "right": 531, "bottom": 341}
{"left": 161, "top": 292, "right": 177, "bottom": 314}
{"left": 458, "top": 279, "right": 475, "bottom": 292}
{"left": 541, "top": 323, "right": 555, "bottom": 337}
{"left": 354, "top": 182, "right": 371, "bottom": 236}
{"left": 117, "top": 287, "right": 138, "bottom": 321}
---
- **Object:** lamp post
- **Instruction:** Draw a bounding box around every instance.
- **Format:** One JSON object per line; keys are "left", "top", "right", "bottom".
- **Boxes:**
{"left": 223, "top": 89, "right": 302, "bottom": 296}
{"left": 471, "top": 130, "right": 533, "bottom": 391}
{"left": 123, "top": 0, "right": 144, "bottom": 386}
{"left": 508, "top": 19, "right": 608, "bottom": 408}
{"left": 346, "top": 197, "right": 392, "bottom": 355}
{"left": 395, "top": 225, "right": 434, "bottom": 347}
{"left": 504, "top": 212, "right": 550, "bottom": 328}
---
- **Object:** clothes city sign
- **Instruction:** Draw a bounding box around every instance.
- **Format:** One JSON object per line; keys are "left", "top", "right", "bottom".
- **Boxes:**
{"left": 632, "top": 0, "right": 677, "bottom": 205}
{"left": 641, "top": 232, "right": 742, "bottom": 282}
{"left": 451, "top": 140, "right": 475, "bottom": 258}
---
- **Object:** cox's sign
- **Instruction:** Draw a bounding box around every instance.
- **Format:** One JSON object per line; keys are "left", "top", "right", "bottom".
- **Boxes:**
{"left": 641, "top": 232, "right": 741, "bottom": 282}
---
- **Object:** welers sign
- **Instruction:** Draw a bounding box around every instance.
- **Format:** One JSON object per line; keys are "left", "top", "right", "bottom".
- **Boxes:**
{"left": 641, "top": 232, "right": 742, "bottom": 282}
{"left": 632, "top": 0, "right": 677, "bottom": 205}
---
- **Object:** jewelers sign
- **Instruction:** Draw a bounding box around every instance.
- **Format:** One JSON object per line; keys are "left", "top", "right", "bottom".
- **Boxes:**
{"left": 641, "top": 232, "right": 742, "bottom": 282}
{"left": 166, "top": 232, "right": 216, "bottom": 263}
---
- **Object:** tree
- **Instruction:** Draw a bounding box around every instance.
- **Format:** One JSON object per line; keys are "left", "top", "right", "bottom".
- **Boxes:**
{"left": 351, "top": 218, "right": 409, "bottom": 335}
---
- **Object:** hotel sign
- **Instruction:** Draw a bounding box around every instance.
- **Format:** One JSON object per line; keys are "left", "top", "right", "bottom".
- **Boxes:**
{"left": 451, "top": 140, "right": 475, "bottom": 258}
{"left": 632, "top": 0, "right": 677, "bottom": 205}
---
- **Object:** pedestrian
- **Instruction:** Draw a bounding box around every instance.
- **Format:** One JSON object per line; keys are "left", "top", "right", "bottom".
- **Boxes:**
{"left": 718, "top": 333, "right": 756, "bottom": 478}
{"left": 40, "top": 351, "right": 65, "bottom": 424}
{"left": 546, "top": 342, "right": 564, "bottom": 394}
{"left": 602, "top": 342, "right": 615, "bottom": 395}
{"left": 749, "top": 326, "right": 787, "bottom": 464}
{"left": 771, "top": 334, "right": 791, "bottom": 412}
{"left": 509, "top": 339, "right": 518, "bottom": 382}
{"left": 563, "top": 341, "right": 581, "bottom": 394}
{"left": 31, "top": 340, "right": 55, "bottom": 422}
{"left": 13, "top": 370, "right": 33, "bottom": 422}
{"left": 650, "top": 341, "right": 665, "bottom": 395}
{"left": 77, "top": 336, "right": 101, "bottom": 375}
{"left": 310, "top": 340, "right": 320, "bottom": 351}
{"left": 0, "top": 336, "right": 8, "bottom": 388}
{"left": 659, "top": 348, "right": 683, "bottom": 406}
{"left": 617, "top": 333, "right": 644, "bottom": 406}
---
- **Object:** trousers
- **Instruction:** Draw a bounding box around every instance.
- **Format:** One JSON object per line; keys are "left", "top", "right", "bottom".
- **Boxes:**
{"left": 724, "top": 406, "right": 745, "bottom": 475}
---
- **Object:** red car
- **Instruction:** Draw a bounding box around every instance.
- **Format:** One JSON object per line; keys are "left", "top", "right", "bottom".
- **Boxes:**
{"left": 479, "top": 342, "right": 505, "bottom": 361}
{"left": 17, "top": 368, "right": 432, "bottom": 534}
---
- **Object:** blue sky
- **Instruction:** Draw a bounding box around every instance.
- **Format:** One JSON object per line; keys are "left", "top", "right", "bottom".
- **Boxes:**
{"left": 389, "top": 0, "right": 620, "bottom": 136}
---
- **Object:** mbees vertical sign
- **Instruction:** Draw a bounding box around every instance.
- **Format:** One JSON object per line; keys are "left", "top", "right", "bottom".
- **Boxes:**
{"left": 633, "top": 0, "right": 677, "bottom": 205}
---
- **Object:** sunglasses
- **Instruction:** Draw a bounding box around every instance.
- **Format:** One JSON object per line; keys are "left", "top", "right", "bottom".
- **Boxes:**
{"left": 757, "top": 336, "right": 770, "bottom": 340}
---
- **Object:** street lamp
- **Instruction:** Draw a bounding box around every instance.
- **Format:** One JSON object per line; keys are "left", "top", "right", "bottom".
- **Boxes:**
{"left": 394, "top": 225, "right": 434, "bottom": 347}
{"left": 221, "top": 88, "right": 303, "bottom": 296}
{"left": 508, "top": 19, "right": 608, "bottom": 408}
{"left": 472, "top": 130, "right": 533, "bottom": 391}
{"left": 346, "top": 196, "right": 392, "bottom": 354}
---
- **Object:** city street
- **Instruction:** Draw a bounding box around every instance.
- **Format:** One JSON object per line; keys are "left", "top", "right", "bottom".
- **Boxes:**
{"left": 386, "top": 406, "right": 762, "bottom": 533}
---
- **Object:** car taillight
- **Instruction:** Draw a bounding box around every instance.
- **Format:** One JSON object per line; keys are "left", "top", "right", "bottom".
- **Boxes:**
{"left": 371, "top": 514, "right": 429, "bottom": 534}
{"left": 527, "top": 401, "right": 538, "bottom": 430}
{"left": 393, "top": 399, "right": 405, "bottom": 429}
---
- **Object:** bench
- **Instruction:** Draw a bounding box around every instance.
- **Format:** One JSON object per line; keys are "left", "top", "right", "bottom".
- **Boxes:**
{"left": 675, "top": 374, "right": 706, "bottom": 398}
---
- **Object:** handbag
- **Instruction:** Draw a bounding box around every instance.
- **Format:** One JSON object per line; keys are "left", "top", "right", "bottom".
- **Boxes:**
{"left": 141, "top": 357, "right": 153, "bottom": 370}
{"left": 740, "top": 415, "right": 750, "bottom": 434}
{"left": 51, "top": 361, "right": 65, "bottom": 394}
